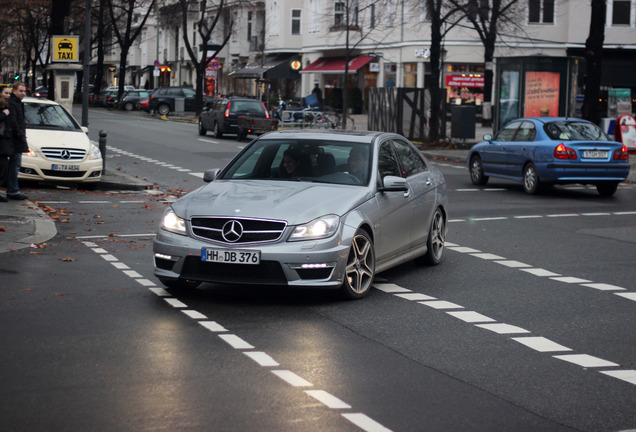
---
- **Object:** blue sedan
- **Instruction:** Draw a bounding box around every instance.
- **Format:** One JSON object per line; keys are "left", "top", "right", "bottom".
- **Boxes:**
{"left": 467, "top": 117, "right": 630, "bottom": 196}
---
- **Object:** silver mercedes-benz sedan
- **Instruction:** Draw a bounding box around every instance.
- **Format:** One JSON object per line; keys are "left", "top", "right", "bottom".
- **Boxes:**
{"left": 153, "top": 130, "right": 448, "bottom": 299}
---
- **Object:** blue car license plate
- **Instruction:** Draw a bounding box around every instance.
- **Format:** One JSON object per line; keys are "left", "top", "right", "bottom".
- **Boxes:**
{"left": 201, "top": 248, "right": 260, "bottom": 265}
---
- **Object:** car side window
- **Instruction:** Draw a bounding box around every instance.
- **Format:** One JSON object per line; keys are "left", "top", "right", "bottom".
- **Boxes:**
{"left": 495, "top": 121, "right": 521, "bottom": 141}
{"left": 392, "top": 139, "right": 427, "bottom": 177}
{"left": 378, "top": 141, "right": 401, "bottom": 178}
{"left": 183, "top": 88, "right": 195, "bottom": 98}
{"left": 513, "top": 121, "right": 536, "bottom": 141}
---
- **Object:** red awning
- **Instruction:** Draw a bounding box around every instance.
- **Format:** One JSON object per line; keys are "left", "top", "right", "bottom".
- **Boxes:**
{"left": 300, "top": 56, "right": 375, "bottom": 74}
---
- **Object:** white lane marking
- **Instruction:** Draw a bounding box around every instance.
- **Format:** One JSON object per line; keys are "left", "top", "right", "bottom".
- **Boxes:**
{"left": 123, "top": 270, "right": 143, "bottom": 278}
{"left": 615, "top": 292, "right": 636, "bottom": 302}
{"left": 514, "top": 215, "right": 543, "bottom": 219}
{"left": 79, "top": 200, "right": 111, "bottom": 204}
{"left": 511, "top": 337, "right": 571, "bottom": 352}
{"left": 582, "top": 283, "right": 626, "bottom": 291}
{"left": 190, "top": 172, "right": 204, "bottom": 178}
{"left": 135, "top": 279, "right": 156, "bottom": 287}
{"left": 394, "top": 293, "right": 436, "bottom": 301}
{"left": 447, "top": 311, "right": 496, "bottom": 323}
{"left": 342, "top": 413, "right": 394, "bottom": 432}
{"left": 100, "top": 254, "right": 118, "bottom": 261}
{"left": 547, "top": 214, "right": 580, "bottom": 218}
{"left": 373, "top": 283, "right": 411, "bottom": 293}
{"left": 198, "top": 138, "right": 221, "bottom": 143}
{"left": 198, "top": 321, "right": 227, "bottom": 332}
{"left": 111, "top": 262, "right": 130, "bottom": 269}
{"left": 471, "top": 253, "right": 505, "bottom": 260}
{"left": 219, "top": 334, "right": 255, "bottom": 349}
{"left": 553, "top": 354, "right": 619, "bottom": 368}
{"left": 182, "top": 310, "right": 207, "bottom": 320}
{"left": 91, "top": 247, "right": 108, "bottom": 254}
{"left": 244, "top": 351, "right": 280, "bottom": 367}
{"left": 550, "top": 276, "right": 592, "bottom": 284}
{"left": 164, "top": 298, "right": 188, "bottom": 308}
{"left": 418, "top": 300, "right": 463, "bottom": 310}
{"left": 76, "top": 233, "right": 156, "bottom": 239}
{"left": 149, "top": 287, "right": 170, "bottom": 296}
{"left": 581, "top": 212, "right": 612, "bottom": 216}
{"left": 472, "top": 217, "right": 508, "bottom": 221}
{"left": 475, "top": 323, "right": 531, "bottom": 334}
{"left": 449, "top": 210, "right": 636, "bottom": 224}
{"left": 495, "top": 260, "right": 532, "bottom": 268}
{"left": 305, "top": 390, "right": 351, "bottom": 409}
{"left": 446, "top": 246, "right": 481, "bottom": 253}
{"left": 600, "top": 370, "right": 636, "bottom": 385}
{"left": 520, "top": 268, "right": 561, "bottom": 277}
{"left": 271, "top": 370, "right": 314, "bottom": 387}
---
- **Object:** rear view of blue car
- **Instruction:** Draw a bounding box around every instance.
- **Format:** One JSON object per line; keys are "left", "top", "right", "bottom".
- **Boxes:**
{"left": 468, "top": 117, "right": 630, "bottom": 196}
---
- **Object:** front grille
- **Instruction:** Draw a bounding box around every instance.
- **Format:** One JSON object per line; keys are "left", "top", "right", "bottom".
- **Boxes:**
{"left": 181, "top": 256, "right": 287, "bottom": 285}
{"left": 40, "top": 169, "right": 86, "bottom": 178}
{"left": 191, "top": 217, "right": 287, "bottom": 244}
{"left": 296, "top": 268, "right": 333, "bottom": 280}
{"left": 41, "top": 147, "right": 86, "bottom": 161}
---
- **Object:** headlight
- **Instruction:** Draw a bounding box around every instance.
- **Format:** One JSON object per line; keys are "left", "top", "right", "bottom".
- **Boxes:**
{"left": 24, "top": 148, "right": 38, "bottom": 158}
{"left": 289, "top": 214, "right": 340, "bottom": 241}
{"left": 161, "top": 207, "right": 187, "bottom": 235}
{"left": 88, "top": 144, "right": 102, "bottom": 160}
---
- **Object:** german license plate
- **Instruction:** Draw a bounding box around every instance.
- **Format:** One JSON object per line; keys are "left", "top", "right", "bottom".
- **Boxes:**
{"left": 52, "top": 164, "right": 80, "bottom": 171}
{"left": 201, "top": 247, "right": 260, "bottom": 265}
{"left": 582, "top": 151, "right": 608, "bottom": 159}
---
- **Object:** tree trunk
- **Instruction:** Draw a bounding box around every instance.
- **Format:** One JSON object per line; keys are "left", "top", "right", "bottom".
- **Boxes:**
{"left": 582, "top": 0, "right": 605, "bottom": 125}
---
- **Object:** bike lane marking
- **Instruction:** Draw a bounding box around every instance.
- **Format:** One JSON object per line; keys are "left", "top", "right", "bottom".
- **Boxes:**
{"left": 80, "top": 240, "right": 394, "bottom": 432}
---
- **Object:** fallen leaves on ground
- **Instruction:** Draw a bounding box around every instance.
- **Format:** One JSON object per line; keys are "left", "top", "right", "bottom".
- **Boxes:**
{"left": 59, "top": 257, "right": 75, "bottom": 262}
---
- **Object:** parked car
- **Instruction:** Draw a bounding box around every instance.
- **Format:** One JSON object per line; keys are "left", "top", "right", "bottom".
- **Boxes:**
{"left": 153, "top": 130, "right": 448, "bottom": 298}
{"left": 118, "top": 90, "right": 150, "bottom": 111}
{"left": 137, "top": 98, "right": 149, "bottom": 111}
{"left": 468, "top": 117, "right": 631, "bottom": 196}
{"left": 199, "top": 97, "right": 270, "bottom": 138}
{"left": 32, "top": 86, "right": 48, "bottom": 99}
{"left": 104, "top": 90, "right": 118, "bottom": 108}
{"left": 147, "top": 86, "right": 210, "bottom": 115}
{"left": 105, "top": 85, "right": 135, "bottom": 92}
{"left": 90, "top": 89, "right": 113, "bottom": 107}
{"left": 19, "top": 97, "right": 102, "bottom": 184}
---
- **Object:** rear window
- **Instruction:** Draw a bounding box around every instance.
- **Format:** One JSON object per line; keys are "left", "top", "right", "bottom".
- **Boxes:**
{"left": 230, "top": 100, "right": 266, "bottom": 115}
{"left": 544, "top": 121, "right": 611, "bottom": 141}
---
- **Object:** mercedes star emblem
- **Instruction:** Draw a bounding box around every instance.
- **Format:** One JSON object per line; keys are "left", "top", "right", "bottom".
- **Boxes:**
{"left": 222, "top": 220, "right": 243, "bottom": 242}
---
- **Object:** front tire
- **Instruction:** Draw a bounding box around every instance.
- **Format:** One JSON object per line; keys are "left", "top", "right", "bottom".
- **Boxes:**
{"left": 341, "top": 230, "right": 375, "bottom": 299}
{"left": 596, "top": 181, "right": 619, "bottom": 197}
{"left": 523, "top": 163, "right": 541, "bottom": 194}
{"left": 198, "top": 118, "right": 207, "bottom": 136}
{"left": 213, "top": 122, "right": 224, "bottom": 138}
{"left": 470, "top": 155, "right": 489, "bottom": 185}
{"left": 124, "top": 102, "right": 134, "bottom": 111}
{"left": 420, "top": 208, "right": 445, "bottom": 265}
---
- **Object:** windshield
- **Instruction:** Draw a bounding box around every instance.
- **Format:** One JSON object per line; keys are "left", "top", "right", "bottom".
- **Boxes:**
{"left": 24, "top": 102, "right": 81, "bottom": 131}
{"left": 221, "top": 139, "right": 372, "bottom": 186}
{"left": 544, "top": 121, "right": 611, "bottom": 141}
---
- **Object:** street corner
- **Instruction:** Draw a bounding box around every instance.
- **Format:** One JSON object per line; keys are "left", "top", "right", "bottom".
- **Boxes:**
{"left": 96, "top": 169, "right": 154, "bottom": 191}
{"left": 0, "top": 200, "right": 57, "bottom": 254}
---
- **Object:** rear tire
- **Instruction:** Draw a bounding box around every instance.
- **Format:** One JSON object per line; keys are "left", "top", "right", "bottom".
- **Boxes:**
{"left": 158, "top": 104, "right": 170, "bottom": 116}
{"left": 596, "top": 181, "right": 619, "bottom": 197}
{"left": 469, "top": 155, "right": 489, "bottom": 185}
{"left": 341, "top": 230, "right": 375, "bottom": 299}
{"left": 523, "top": 163, "right": 541, "bottom": 194}
{"left": 124, "top": 102, "right": 134, "bottom": 111}
{"left": 214, "top": 122, "right": 223, "bottom": 138}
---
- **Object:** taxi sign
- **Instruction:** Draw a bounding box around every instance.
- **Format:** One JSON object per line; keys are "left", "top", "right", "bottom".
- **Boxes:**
{"left": 52, "top": 35, "right": 79, "bottom": 62}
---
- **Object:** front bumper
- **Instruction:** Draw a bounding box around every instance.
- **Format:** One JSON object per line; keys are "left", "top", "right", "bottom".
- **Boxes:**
{"left": 153, "top": 226, "right": 354, "bottom": 288}
{"left": 19, "top": 159, "right": 103, "bottom": 183}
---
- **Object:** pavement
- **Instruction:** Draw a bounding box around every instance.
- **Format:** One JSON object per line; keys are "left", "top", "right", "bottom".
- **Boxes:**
{"left": 2, "top": 113, "right": 634, "bottom": 254}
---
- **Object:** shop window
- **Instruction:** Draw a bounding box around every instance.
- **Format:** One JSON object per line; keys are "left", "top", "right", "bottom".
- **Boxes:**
{"left": 384, "top": 63, "right": 397, "bottom": 87}
{"left": 528, "top": 0, "right": 554, "bottom": 24}
{"left": 610, "top": 0, "right": 632, "bottom": 25}
{"left": 403, "top": 63, "right": 417, "bottom": 88}
{"left": 291, "top": 9, "right": 302, "bottom": 34}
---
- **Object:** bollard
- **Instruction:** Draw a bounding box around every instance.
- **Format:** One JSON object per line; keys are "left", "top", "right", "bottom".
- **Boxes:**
{"left": 99, "top": 130, "right": 107, "bottom": 172}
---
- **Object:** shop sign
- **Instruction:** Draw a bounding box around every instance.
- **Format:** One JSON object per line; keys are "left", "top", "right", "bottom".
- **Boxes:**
{"left": 445, "top": 75, "right": 484, "bottom": 88}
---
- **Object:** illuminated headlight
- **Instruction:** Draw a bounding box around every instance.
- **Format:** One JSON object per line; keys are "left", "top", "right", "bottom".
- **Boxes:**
{"left": 88, "top": 144, "right": 102, "bottom": 160}
{"left": 24, "top": 148, "right": 38, "bottom": 158}
{"left": 289, "top": 214, "right": 339, "bottom": 241}
{"left": 161, "top": 207, "right": 187, "bottom": 235}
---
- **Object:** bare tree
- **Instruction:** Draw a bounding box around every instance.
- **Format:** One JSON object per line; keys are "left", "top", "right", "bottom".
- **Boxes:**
{"left": 582, "top": 0, "right": 605, "bottom": 125}
{"left": 178, "top": 0, "right": 233, "bottom": 114}
{"left": 108, "top": 0, "right": 157, "bottom": 101}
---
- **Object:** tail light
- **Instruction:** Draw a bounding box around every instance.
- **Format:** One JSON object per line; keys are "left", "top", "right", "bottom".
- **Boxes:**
{"left": 262, "top": 102, "right": 270, "bottom": 119}
{"left": 225, "top": 101, "right": 231, "bottom": 118}
{"left": 554, "top": 143, "right": 577, "bottom": 159}
{"left": 613, "top": 145, "right": 629, "bottom": 160}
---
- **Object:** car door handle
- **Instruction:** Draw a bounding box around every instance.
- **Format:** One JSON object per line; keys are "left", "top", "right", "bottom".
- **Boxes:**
{"left": 426, "top": 178, "right": 432, "bottom": 186}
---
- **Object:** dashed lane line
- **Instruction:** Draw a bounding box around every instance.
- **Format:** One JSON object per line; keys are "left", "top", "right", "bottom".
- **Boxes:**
{"left": 449, "top": 210, "right": 636, "bottom": 223}
{"left": 80, "top": 240, "right": 394, "bottom": 432}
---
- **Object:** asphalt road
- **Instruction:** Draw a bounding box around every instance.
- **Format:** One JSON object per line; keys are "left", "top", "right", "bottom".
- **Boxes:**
{"left": 0, "top": 107, "right": 634, "bottom": 432}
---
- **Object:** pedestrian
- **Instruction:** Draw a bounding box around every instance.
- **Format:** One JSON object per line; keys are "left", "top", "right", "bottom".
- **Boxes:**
{"left": 6, "top": 81, "right": 29, "bottom": 200}
{"left": 0, "top": 86, "right": 12, "bottom": 202}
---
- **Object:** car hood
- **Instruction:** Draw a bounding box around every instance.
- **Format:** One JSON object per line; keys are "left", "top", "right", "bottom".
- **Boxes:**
{"left": 26, "top": 129, "right": 90, "bottom": 150}
{"left": 175, "top": 180, "right": 372, "bottom": 225}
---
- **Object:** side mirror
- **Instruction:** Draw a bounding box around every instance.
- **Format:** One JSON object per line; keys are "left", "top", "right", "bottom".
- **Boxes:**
{"left": 483, "top": 133, "right": 493, "bottom": 141}
{"left": 203, "top": 168, "right": 220, "bottom": 183}
{"left": 81, "top": 126, "right": 89, "bottom": 134}
{"left": 379, "top": 175, "right": 408, "bottom": 192}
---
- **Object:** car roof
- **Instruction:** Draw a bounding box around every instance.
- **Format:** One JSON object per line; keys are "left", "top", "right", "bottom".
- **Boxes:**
{"left": 259, "top": 130, "right": 391, "bottom": 143}
{"left": 23, "top": 96, "right": 59, "bottom": 106}
{"left": 511, "top": 117, "right": 594, "bottom": 125}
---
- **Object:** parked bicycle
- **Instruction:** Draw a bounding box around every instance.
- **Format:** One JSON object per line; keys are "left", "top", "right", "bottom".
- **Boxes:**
{"left": 303, "top": 110, "right": 356, "bottom": 130}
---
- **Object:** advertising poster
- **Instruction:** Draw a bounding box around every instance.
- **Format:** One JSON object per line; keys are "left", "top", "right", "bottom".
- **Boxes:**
{"left": 524, "top": 71, "right": 560, "bottom": 117}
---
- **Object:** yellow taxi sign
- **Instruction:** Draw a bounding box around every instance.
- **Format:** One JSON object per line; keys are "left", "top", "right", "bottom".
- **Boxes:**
{"left": 52, "top": 35, "right": 79, "bottom": 62}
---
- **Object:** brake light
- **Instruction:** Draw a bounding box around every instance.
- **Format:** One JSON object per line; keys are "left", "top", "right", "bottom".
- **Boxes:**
{"left": 225, "top": 101, "right": 231, "bottom": 118}
{"left": 554, "top": 143, "right": 577, "bottom": 159}
{"left": 262, "top": 102, "right": 270, "bottom": 119}
{"left": 613, "top": 145, "right": 629, "bottom": 160}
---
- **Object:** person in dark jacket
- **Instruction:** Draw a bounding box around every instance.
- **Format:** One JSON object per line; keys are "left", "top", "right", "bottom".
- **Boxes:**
{"left": 0, "top": 86, "right": 12, "bottom": 202}
{"left": 6, "top": 81, "right": 28, "bottom": 200}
